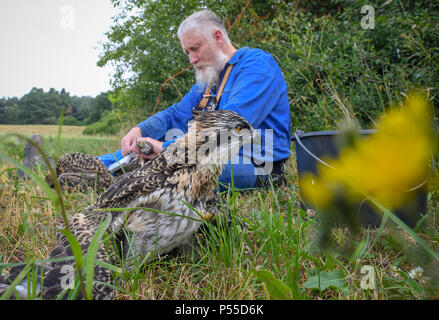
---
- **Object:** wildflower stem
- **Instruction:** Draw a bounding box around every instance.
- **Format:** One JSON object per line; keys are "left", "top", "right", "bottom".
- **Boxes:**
{"left": 371, "top": 198, "right": 439, "bottom": 263}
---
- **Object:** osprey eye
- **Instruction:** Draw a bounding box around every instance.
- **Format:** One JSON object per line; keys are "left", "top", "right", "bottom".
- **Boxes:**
{"left": 236, "top": 126, "right": 242, "bottom": 133}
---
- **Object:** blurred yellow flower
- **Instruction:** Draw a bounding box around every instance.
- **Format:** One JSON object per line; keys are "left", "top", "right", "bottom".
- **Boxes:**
{"left": 302, "top": 92, "right": 436, "bottom": 209}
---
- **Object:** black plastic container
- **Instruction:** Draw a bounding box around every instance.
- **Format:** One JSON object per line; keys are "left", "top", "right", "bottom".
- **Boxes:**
{"left": 292, "top": 130, "right": 431, "bottom": 228}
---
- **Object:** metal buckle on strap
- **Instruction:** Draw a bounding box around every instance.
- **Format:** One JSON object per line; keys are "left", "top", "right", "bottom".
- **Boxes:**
{"left": 209, "top": 100, "right": 217, "bottom": 111}
{"left": 197, "top": 64, "right": 233, "bottom": 111}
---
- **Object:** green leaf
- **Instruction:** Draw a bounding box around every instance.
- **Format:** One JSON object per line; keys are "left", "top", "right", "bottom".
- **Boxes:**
{"left": 303, "top": 270, "right": 347, "bottom": 294}
{"left": 286, "top": 265, "right": 303, "bottom": 300}
{"left": 253, "top": 269, "right": 293, "bottom": 300}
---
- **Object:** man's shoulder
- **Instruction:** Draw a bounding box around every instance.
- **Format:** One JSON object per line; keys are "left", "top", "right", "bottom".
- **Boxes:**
{"left": 235, "top": 47, "right": 279, "bottom": 69}
{"left": 242, "top": 47, "right": 271, "bottom": 57}
{"left": 238, "top": 46, "right": 273, "bottom": 58}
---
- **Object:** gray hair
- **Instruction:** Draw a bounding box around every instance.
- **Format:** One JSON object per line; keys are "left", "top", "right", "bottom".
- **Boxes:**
{"left": 177, "top": 10, "right": 231, "bottom": 44}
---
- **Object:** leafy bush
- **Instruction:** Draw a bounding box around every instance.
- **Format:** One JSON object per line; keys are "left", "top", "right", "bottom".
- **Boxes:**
{"left": 98, "top": 0, "right": 438, "bottom": 132}
{"left": 251, "top": 0, "right": 439, "bottom": 131}
{"left": 82, "top": 111, "right": 122, "bottom": 136}
{"left": 62, "top": 116, "right": 82, "bottom": 126}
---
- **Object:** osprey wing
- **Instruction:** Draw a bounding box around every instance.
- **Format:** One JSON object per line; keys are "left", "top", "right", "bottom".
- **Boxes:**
{"left": 94, "top": 154, "right": 171, "bottom": 209}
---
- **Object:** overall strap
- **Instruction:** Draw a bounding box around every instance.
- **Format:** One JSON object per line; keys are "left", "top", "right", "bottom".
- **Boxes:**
{"left": 215, "top": 64, "right": 233, "bottom": 105}
{"left": 197, "top": 64, "right": 233, "bottom": 110}
{"left": 198, "top": 87, "right": 211, "bottom": 109}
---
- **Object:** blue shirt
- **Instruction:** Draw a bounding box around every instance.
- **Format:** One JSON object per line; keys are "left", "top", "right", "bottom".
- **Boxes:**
{"left": 137, "top": 47, "right": 291, "bottom": 163}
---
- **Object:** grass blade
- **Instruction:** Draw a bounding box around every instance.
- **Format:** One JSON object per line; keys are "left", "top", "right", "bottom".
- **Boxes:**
{"left": 0, "top": 264, "right": 32, "bottom": 300}
{"left": 95, "top": 259, "right": 122, "bottom": 274}
{"left": 57, "top": 108, "right": 64, "bottom": 156}
{"left": 0, "top": 133, "right": 71, "bottom": 235}
{"left": 58, "top": 230, "right": 84, "bottom": 270}
{"left": 371, "top": 199, "right": 439, "bottom": 262}
{"left": 97, "top": 207, "right": 202, "bottom": 223}
{"left": 84, "top": 213, "right": 112, "bottom": 300}
{"left": 58, "top": 229, "right": 87, "bottom": 299}
{"left": 0, "top": 153, "right": 57, "bottom": 205}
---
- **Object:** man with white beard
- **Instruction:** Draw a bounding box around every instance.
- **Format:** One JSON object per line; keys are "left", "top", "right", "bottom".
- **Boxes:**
{"left": 98, "top": 10, "right": 291, "bottom": 191}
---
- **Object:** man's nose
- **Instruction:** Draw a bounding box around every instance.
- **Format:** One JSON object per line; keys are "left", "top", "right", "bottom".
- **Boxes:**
{"left": 189, "top": 53, "right": 199, "bottom": 65}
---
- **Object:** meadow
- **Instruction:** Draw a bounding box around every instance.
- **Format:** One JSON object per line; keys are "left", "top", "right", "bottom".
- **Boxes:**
{"left": 1, "top": 0, "right": 438, "bottom": 301}
{"left": 0, "top": 125, "right": 86, "bottom": 137}
{"left": 0, "top": 124, "right": 438, "bottom": 300}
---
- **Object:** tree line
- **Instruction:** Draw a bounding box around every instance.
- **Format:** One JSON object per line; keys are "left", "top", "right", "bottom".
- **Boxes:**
{"left": 97, "top": 0, "right": 438, "bottom": 132}
{"left": 2, "top": 0, "right": 437, "bottom": 136}
{"left": 0, "top": 87, "right": 115, "bottom": 127}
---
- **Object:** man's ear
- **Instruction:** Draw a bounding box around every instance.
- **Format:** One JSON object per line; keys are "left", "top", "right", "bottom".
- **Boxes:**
{"left": 213, "top": 30, "right": 224, "bottom": 48}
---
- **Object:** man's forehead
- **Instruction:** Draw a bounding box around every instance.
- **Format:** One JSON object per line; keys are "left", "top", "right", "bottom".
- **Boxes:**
{"left": 180, "top": 29, "right": 209, "bottom": 48}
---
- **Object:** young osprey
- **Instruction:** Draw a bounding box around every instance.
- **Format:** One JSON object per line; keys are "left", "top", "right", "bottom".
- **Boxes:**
{"left": 45, "top": 152, "right": 115, "bottom": 191}
{"left": 1, "top": 110, "right": 256, "bottom": 300}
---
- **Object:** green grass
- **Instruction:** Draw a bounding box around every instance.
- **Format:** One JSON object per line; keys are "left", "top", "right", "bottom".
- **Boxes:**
{"left": 0, "top": 131, "right": 438, "bottom": 300}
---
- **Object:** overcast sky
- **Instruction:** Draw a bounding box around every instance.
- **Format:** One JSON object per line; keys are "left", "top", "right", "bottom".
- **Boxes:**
{"left": 0, "top": 0, "right": 119, "bottom": 99}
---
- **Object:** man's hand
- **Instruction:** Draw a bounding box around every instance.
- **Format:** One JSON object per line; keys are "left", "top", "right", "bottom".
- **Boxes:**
{"left": 135, "top": 137, "right": 163, "bottom": 159}
{"left": 121, "top": 127, "right": 142, "bottom": 156}
{"left": 121, "top": 127, "right": 163, "bottom": 159}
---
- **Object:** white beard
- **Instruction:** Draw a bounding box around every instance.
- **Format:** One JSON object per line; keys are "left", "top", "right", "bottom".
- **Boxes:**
{"left": 195, "top": 51, "right": 229, "bottom": 90}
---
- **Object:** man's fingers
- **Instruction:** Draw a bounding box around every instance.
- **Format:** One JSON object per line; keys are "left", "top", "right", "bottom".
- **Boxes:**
{"left": 137, "top": 152, "right": 155, "bottom": 160}
{"left": 121, "top": 127, "right": 142, "bottom": 156}
{"left": 122, "top": 137, "right": 138, "bottom": 156}
{"left": 129, "top": 141, "right": 140, "bottom": 155}
{"left": 134, "top": 137, "right": 163, "bottom": 160}
{"left": 121, "top": 140, "right": 132, "bottom": 157}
